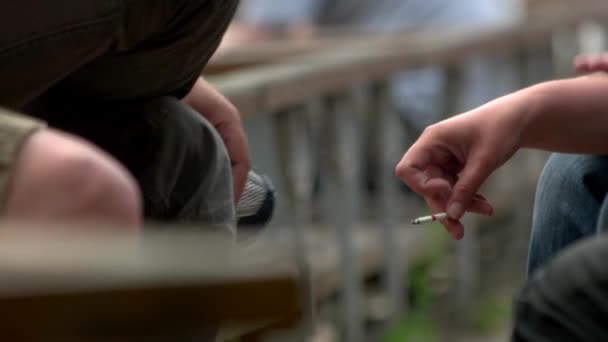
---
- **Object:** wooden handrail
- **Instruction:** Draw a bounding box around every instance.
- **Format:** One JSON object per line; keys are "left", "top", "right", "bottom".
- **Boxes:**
{"left": 0, "top": 225, "right": 434, "bottom": 340}
{"left": 206, "top": 32, "right": 408, "bottom": 74}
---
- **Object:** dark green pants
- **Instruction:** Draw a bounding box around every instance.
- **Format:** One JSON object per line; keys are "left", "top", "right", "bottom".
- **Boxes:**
{"left": 513, "top": 234, "right": 608, "bottom": 341}
{"left": 1, "top": 0, "right": 239, "bottom": 233}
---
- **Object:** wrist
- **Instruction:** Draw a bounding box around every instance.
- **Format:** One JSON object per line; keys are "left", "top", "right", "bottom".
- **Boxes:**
{"left": 506, "top": 84, "right": 546, "bottom": 150}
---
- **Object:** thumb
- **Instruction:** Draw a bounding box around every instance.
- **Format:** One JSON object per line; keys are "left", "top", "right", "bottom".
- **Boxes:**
{"left": 447, "top": 158, "right": 492, "bottom": 220}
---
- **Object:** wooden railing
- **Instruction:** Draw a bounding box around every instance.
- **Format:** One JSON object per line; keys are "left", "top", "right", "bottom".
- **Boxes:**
{"left": 0, "top": 230, "right": 299, "bottom": 341}
{"left": 209, "top": 4, "right": 608, "bottom": 116}
{"left": 205, "top": 3, "right": 608, "bottom": 341}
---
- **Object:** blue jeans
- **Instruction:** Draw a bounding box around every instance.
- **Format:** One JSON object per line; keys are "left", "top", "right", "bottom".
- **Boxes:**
{"left": 528, "top": 153, "right": 608, "bottom": 275}
{"left": 511, "top": 154, "right": 608, "bottom": 341}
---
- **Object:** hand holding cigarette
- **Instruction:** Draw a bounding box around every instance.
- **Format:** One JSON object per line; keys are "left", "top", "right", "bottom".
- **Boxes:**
{"left": 396, "top": 51, "right": 608, "bottom": 240}
{"left": 395, "top": 107, "right": 520, "bottom": 239}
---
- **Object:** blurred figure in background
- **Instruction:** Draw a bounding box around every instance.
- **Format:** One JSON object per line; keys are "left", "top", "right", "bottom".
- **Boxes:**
{"left": 222, "top": 0, "right": 521, "bottom": 133}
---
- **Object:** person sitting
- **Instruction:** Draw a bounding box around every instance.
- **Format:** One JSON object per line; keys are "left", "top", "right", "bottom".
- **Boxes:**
{"left": 0, "top": 0, "right": 247, "bottom": 236}
{"left": 396, "top": 52, "right": 608, "bottom": 341}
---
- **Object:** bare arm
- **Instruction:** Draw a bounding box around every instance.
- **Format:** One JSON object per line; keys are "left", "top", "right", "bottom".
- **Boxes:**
{"left": 396, "top": 72, "right": 608, "bottom": 239}
{"left": 521, "top": 73, "right": 608, "bottom": 153}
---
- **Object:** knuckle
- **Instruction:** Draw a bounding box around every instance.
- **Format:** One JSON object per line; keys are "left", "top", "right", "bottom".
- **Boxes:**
{"left": 395, "top": 164, "right": 406, "bottom": 179}
{"left": 226, "top": 102, "right": 241, "bottom": 121}
{"left": 421, "top": 122, "right": 444, "bottom": 137}
{"left": 454, "top": 183, "right": 476, "bottom": 197}
{"left": 420, "top": 124, "right": 436, "bottom": 138}
{"left": 395, "top": 163, "right": 414, "bottom": 183}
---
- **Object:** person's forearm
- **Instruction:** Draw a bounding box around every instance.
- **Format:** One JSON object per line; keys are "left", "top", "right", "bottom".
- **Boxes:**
{"left": 518, "top": 73, "right": 608, "bottom": 154}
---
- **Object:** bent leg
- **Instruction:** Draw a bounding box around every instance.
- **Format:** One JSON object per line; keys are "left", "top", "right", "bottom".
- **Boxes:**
{"left": 25, "top": 0, "right": 240, "bottom": 233}
{"left": 528, "top": 153, "right": 608, "bottom": 275}
{"left": 0, "top": 109, "right": 142, "bottom": 229}
{"left": 35, "top": 97, "right": 235, "bottom": 234}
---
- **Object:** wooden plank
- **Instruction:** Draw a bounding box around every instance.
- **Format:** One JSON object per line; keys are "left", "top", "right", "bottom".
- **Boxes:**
{"left": 245, "top": 224, "right": 437, "bottom": 302}
{"left": 0, "top": 229, "right": 300, "bottom": 340}
{"left": 206, "top": 31, "right": 396, "bottom": 74}
{"left": 0, "top": 224, "right": 432, "bottom": 340}
{"left": 217, "top": 224, "right": 437, "bottom": 341}
{"left": 206, "top": 38, "right": 337, "bottom": 74}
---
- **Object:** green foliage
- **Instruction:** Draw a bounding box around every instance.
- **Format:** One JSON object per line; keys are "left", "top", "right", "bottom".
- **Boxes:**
{"left": 384, "top": 227, "right": 447, "bottom": 342}
{"left": 384, "top": 312, "right": 438, "bottom": 342}
{"left": 468, "top": 293, "right": 512, "bottom": 333}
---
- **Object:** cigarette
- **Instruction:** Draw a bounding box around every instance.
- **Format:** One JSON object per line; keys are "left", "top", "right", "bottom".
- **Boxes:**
{"left": 411, "top": 212, "right": 448, "bottom": 225}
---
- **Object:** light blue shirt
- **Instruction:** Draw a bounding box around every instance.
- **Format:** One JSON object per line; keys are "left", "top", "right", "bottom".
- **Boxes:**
{"left": 237, "top": 0, "right": 518, "bottom": 128}
{"left": 238, "top": 0, "right": 508, "bottom": 31}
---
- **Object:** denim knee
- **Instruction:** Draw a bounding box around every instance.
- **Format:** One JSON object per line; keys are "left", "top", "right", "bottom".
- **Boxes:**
{"left": 528, "top": 154, "right": 608, "bottom": 274}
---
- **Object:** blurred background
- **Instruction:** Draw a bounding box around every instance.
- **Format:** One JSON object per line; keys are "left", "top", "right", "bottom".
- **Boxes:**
{"left": 204, "top": 0, "right": 608, "bottom": 341}
{"left": 6, "top": 1, "right": 608, "bottom": 341}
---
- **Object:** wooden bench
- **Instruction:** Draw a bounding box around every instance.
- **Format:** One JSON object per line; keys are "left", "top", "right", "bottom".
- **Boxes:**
{"left": 0, "top": 230, "right": 299, "bottom": 341}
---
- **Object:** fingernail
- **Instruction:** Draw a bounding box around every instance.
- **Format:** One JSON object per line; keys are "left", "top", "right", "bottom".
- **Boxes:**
{"left": 448, "top": 202, "right": 464, "bottom": 220}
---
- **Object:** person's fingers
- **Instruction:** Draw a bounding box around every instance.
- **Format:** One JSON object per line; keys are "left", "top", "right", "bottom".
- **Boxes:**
{"left": 395, "top": 147, "right": 433, "bottom": 194}
{"left": 425, "top": 178, "right": 492, "bottom": 216}
{"left": 415, "top": 162, "right": 492, "bottom": 220}
{"left": 425, "top": 194, "right": 465, "bottom": 240}
{"left": 422, "top": 177, "right": 451, "bottom": 203}
{"left": 422, "top": 161, "right": 494, "bottom": 214}
{"left": 467, "top": 195, "right": 494, "bottom": 216}
{"left": 442, "top": 218, "right": 465, "bottom": 240}
{"left": 439, "top": 195, "right": 491, "bottom": 240}
{"left": 573, "top": 54, "right": 591, "bottom": 73}
{"left": 183, "top": 77, "right": 252, "bottom": 203}
{"left": 447, "top": 156, "right": 493, "bottom": 220}
{"left": 220, "top": 123, "right": 250, "bottom": 203}
{"left": 424, "top": 164, "right": 459, "bottom": 185}
{"left": 574, "top": 54, "right": 600, "bottom": 73}
{"left": 231, "top": 161, "right": 249, "bottom": 203}
{"left": 590, "top": 55, "right": 608, "bottom": 73}
{"left": 423, "top": 165, "right": 452, "bottom": 192}
{"left": 574, "top": 53, "right": 608, "bottom": 73}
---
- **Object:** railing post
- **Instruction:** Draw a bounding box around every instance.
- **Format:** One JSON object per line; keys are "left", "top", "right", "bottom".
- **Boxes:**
{"left": 272, "top": 108, "right": 316, "bottom": 340}
{"left": 367, "top": 81, "right": 407, "bottom": 324}
{"left": 577, "top": 20, "right": 608, "bottom": 55}
{"left": 441, "top": 64, "right": 482, "bottom": 310}
{"left": 319, "top": 91, "right": 365, "bottom": 342}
